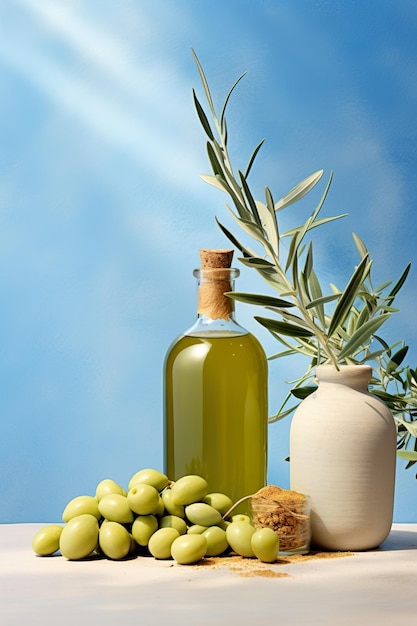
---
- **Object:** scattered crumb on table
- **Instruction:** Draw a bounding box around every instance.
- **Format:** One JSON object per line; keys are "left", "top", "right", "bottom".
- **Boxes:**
{"left": 191, "top": 550, "right": 354, "bottom": 578}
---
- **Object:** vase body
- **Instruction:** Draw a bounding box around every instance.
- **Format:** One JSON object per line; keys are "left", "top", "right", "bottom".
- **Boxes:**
{"left": 290, "top": 365, "right": 396, "bottom": 551}
{"left": 164, "top": 249, "right": 268, "bottom": 507}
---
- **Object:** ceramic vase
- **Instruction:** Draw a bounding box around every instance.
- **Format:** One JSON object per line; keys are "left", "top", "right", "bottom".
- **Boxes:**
{"left": 289, "top": 364, "right": 397, "bottom": 551}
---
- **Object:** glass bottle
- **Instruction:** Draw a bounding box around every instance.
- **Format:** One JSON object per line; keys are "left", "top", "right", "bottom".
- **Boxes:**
{"left": 164, "top": 249, "right": 268, "bottom": 507}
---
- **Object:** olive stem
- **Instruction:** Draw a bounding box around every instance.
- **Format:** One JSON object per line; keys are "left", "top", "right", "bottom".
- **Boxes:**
{"left": 223, "top": 492, "right": 311, "bottom": 522}
{"left": 222, "top": 494, "right": 254, "bottom": 520}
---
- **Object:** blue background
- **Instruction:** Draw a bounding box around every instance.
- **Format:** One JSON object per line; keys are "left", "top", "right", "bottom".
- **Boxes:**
{"left": 1, "top": 0, "right": 417, "bottom": 523}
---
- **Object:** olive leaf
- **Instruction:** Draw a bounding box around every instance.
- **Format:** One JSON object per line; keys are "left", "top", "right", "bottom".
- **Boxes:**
{"left": 337, "top": 313, "right": 392, "bottom": 361}
{"left": 245, "top": 139, "right": 266, "bottom": 179}
{"left": 225, "top": 292, "right": 295, "bottom": 308}
{"left": 254, "top": 316, "right": 314, "bottom": 338}
{"left": 386, "top": 346, "right": 409, "bottom": 375}
{"left": 283, "top": 214, "right": 348, "bottom": 238}
{"left": 191, "top": 48, "right": 217, "bottom": 121}
{"left": 397, "top": 450, "right": 417, "bottom": 461}
{"left": 290, "top": 385, "right": 317, "bottom": 399}
{"left": 396, "top": 419, "right": 417, "bottom": 439}
{"left": 327, "top": 254, "right": 371, "bottom": 338}
{"left": 387, "top": 263, "right": 411, "bottom": 303}
{"left": 200, "top": 174, "right": 227, "bottom": 192}
{"left": 206, "top": 141, "right": 223, "bottom": 176}
{"left": 255, "top": 200, "right": 279, "bottom": 254}
{"left": 239, "top": 171, "right": 262, "bottom": 227}
{"left": 274, "top": 170, "right": 324, "bottom": 211}
{"left": 215, "top": 219, "right": 255, "bottom": 258}
{"left": 192, "top": 90, "right": 215, "bottom": 141}
{"left": 220, "top": 71, "right": 247, "bottom": 135}
{"left": 305, "top": 292, "right": 340, "bottom": 310}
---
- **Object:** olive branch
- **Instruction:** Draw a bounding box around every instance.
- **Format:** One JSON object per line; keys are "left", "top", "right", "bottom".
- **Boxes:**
{"left": 191, "top": 49, "right": 417, "bottom": 471}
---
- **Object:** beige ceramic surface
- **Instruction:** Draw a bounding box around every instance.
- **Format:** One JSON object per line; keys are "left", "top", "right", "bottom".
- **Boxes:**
{"left": 290, "top": 365, "right": 397, "bottom": 550}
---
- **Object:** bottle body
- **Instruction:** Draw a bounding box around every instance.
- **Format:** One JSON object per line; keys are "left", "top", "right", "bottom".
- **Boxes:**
{"left": 164, "top": 328, "right": 268, "bottom": 504}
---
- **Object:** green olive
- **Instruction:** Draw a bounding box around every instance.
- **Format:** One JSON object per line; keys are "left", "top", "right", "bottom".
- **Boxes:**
{"left": 159, "top": 515, "right": 187, "bottom": 535}
{"left": 131, "top": 515, "right": 159, "bottom": 546}
{"left": 59, "top": 514, "right": 99, "bottom": 560}
{"left": 202, "top": 526, "right": 229, "bottom": 557}
{"left": 154, "top": 496, "right": 165, "bottom": 517}
{"left": 32, "top": 524, "right": 63, "bottom": 556}
{"left": 148, "top": 527, "right": 179, "bottom": 559}
{"left": 171, "top": 534, "right": 207, "bottom": 565}
{"left": 217, "top": 520, "right": 231, "bottom": 531}
{"left": 127, "top": 483, "right": 160, "bottom": 515}
{"left": 161, "top": 488, "right": 185, "bottom": 518}
{"left": 203, "top": 493, "right": 234, "bottom": 515}
{"left": 226, "top": 521, "right": 256, "bottom": 557}
{"left": 99, "top": 521, "right": 131, "bottom": 560}
{"left": 98, "top": 494, "right": 134, "bottom": 524}
{"left": 169, "top": 475, "right": 208, "bottom": 506}
{"left": 251, "top": 528, "right": 280, "bottom": 563}
{"left": 187, "top": 524, "right": 209, "bottom": 535}
{"left": 230, "top": 514, "right": 251, "bottom": 524}
{"left": 128, "top": 468, "right": 169, "bottom": 492}
{"left": 95, "top": 479, "right": 126, "bottom": 501}
{"left": 62, "top": 495, "right": 100, "bottom": 523}
{"left": 129, "top": 532, "right": 138, "bottom": 555}
{"left": 185, "top": 503, "right": 222, "bottom": 527}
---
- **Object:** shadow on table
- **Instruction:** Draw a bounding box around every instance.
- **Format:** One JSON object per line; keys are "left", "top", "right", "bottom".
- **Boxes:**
{"left": 378, "top": 528, "right": 417, "bottom": 551}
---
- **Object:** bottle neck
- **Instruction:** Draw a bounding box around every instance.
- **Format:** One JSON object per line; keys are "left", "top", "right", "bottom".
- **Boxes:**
{"left": 186, "top": 267, "right": 247, "bottom": 336}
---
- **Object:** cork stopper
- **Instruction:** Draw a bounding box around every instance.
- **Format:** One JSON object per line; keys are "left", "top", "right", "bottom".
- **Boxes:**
{"left": 197, "top": 249, "right": 236, "bottom": 320}
{"left": 200, "top": 248, "right": 234, "bottom": 269}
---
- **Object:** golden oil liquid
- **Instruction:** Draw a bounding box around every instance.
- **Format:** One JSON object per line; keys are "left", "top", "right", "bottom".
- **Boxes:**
{"left": 164, "top": 330, "right": 268, "bottom": 507}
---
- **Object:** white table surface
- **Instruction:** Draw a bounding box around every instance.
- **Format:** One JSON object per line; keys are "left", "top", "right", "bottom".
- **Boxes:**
{"left": 1, "top": 523, "right": 417, "bottom": 625}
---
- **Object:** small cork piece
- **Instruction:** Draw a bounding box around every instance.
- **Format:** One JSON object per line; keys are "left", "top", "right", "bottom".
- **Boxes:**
{"left": 200, "top": 248, "right": 234, "bottom": 269}
{"left": 197, "top": 249, "right": 235, "bottom": 320}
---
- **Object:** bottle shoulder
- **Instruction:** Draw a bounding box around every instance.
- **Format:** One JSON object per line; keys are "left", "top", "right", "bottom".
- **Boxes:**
{"left": 184, "top": 315, "right": 248, "bottom": 337}
{"left": 165, "top": 327, "right": 267, "bottom": 363}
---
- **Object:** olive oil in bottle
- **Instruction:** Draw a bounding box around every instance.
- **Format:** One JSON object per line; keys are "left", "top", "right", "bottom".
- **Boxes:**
{"left": 164, "top": 249, "right": 268, "bottom": 506}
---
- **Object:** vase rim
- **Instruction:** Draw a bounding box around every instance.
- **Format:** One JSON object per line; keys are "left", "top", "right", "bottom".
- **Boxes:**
{"left": 316, "top": 364, "right": 372, "bottom": 372}
{"left": 315, "top": 364, "right": 372, "bottom": 384}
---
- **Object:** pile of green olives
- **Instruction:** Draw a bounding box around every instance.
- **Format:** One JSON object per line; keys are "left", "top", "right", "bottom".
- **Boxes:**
{"left": 32, "top": 469, "right": 279, "bottom": 565}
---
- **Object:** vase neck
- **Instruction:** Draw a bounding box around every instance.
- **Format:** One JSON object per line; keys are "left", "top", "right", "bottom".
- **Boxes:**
{"left": 315, "top": 365, "right": 372, "bottom": 392}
